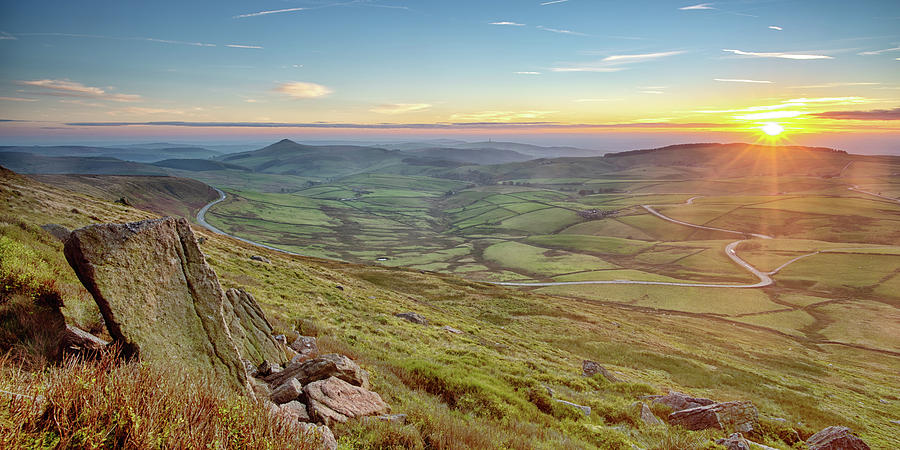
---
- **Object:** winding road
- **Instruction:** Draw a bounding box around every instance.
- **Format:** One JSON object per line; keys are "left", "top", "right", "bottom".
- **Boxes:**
{"left": 197, "top": 188, "right": 790, "bottom": 289}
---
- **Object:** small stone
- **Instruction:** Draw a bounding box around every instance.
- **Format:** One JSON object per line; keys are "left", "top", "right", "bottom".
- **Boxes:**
{"left": 668, "top": 401, "right": 758, "bottom": 434}
{"left": 652, "top": 391, "right": 716, "bottom": 412}
{"left": 40, "top": 223, "right": 71, "bottom": 242}
{"left": 279, "top": 400, "right": 311, "bottom": 423}
{"left": 363, "top": 414, "right": 408, "bottom": 425}
{"left": 274, "top": 334, "right": 288, "bottom": 345}
{"left": 271, "top": 378, "right": 303, "bottom": 405}
{"left": 715, "top": 433, "right": 751, "bottom": 450}
{"left": 441, "top": 325, "right": 463, "bottom": 334}
{"left": 250, "top": 255, "right": 271, "bottom": 264}
{"left": 554, "top": 399, "right": 590, "bottom": 416}
{"left": 289, "top": 336, "right": 318, "bottom": 362}
{"left": 632, "top": 401, "right": 662, "bottom": 426}
{"left": 304, "top": 377, "right": 389, "bottom": 426}
{"left": 395, "top": 312, "right": 428, "bottom": 325}
{"left": 257, "top": 360, "right": 282, "bottom": 377}
{"left": 58, "top": 324, "right": 108, "bottom": 357}
{"left": 298, "top": 423, "right": 337, "bottom": 450}
{"left": 582, "top": 360, "right": 620, "bottom": 382}
{"left": 335, "top": 285, "right": 344, "bottom": 291}
{"left": 806, "top": 426, "right": 870, "bottom": 450}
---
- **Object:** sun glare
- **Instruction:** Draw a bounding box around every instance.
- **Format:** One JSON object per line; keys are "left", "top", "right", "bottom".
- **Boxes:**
{"left": 761, "top": 122, "right": 785, "bottom": 136}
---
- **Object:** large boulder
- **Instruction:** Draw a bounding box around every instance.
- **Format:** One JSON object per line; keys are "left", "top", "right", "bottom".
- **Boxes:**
{"left": 807, "top": 426, "right": 870, "bottom": 450}
{"left": 271, "top": 378, "right": 303, "bottom": 405}
{"left": 652, "top": 391, "right": 716, "bottom": 412}
{"left": 265, "top": 353, "right": 369, "bottom": 389}
{"left": 63, "top": 217, "right": 249, "bottom": 393}
{"left": 222, "top": 288, "right": 288, "bottom": 366}
{"left": 668, "top": 401, "right": 758, "bottom": 433}
{"left": 303, "top": 376, "right": 389, "bottom": 425}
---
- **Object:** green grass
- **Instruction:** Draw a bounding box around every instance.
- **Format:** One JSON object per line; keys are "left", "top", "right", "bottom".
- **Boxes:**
{"left": 483, "top": 241, "right": 618, "bottom": 277}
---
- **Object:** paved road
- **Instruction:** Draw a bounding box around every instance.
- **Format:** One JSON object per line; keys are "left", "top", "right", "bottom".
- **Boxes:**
{"left": 196, "top": 186, "right": 863, "bottom": 290}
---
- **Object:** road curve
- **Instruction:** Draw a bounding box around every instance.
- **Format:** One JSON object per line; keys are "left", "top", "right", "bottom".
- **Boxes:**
{"left": 196, "top": 186, "right": 779, "bottom": 289}
{"left": 197, "top": 187, "right": 306, "bottom": 256}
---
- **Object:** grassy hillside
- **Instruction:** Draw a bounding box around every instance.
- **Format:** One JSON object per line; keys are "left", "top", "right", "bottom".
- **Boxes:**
{"left": 28, "top": 174, "right": 219, "bottom": 220}
{"left": 2, "top": 166, "right": 898, "bottom": 448}
{"left": 0, "top": 145, "right": 220, "bottom": 162}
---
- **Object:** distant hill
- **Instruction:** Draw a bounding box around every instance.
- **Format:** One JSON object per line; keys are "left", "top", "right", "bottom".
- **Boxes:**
{"left": 452, "top": 142, "right": 871, "bottom": 182}
{"left": 0, "top": 152, "right": 169, "bottom": 175}
{"left": 153, "top": 159, "right": 252, "bottom": 172}
{"left": 380, "top": 140, "right": 601, "bottom": 158}
{"left": 218, "top": 139, "right": 413, "bottom": 178}
{"left": 0, "top": 145, "right": 220, "bottom": 163}
{"left": 402, "top": 147, "right": 535, "bottom": 164}
{"left": 28, "top": 174, "right": 219, "bottom": 219}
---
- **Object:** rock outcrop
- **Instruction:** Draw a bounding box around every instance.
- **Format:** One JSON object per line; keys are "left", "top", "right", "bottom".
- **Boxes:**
{"left": 668, "top": 401, "right": 758, "bottom": 433}
{"left": 289, "top": 335, "right": 318, "bottom": 362}
{"left": 265, "top": 353, "right": 369, "bottom": 389}
{"left": 652, "top": 390, "right": 715, "bottom": 412}
{"left": 63, "top": 217, "right": 249, "bottom": 393}
{"left": 395, "top": 312, "right": 427, "bottom": 325}
{"left": 806, "top": 426, "right": 870, "bottom": 450}
{"left": 222, "top": 288, "right": 288, "bottom": 366}
{"left": 304, "top": 376, "right": 389, "bottom": 425}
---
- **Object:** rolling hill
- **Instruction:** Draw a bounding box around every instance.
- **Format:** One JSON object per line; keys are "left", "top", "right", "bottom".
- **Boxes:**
{"left": 0, "top": 152, "right": 169, "bottom": 176}
{"left": 0, "top": 145, "right": 220, "bottom": 163}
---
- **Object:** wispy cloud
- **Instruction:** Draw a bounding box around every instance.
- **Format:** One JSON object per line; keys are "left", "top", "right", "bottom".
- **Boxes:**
{"left": 234, "top": 7, "right": 307, "bottom": 19}
{"left": 0, "top": 96, "right": 38, "bottom": 102}
{"left": 553, "top": 51, "right": 682, "bottom": 73}
{"left": 537, "top": 26, "right": 587, "bottom": 36}
{"left": 603, "top": 51, "right": 684, "bottom": 63}
{"left": 370, "top": 103, "right": 432, "bottom": 114}
{"left": 0, "top": 31, "right": 16, "bottom": 40}
{"left": 574, "top": 98, "right": 609, "bottom": 102}
{"left": 17, "top": 32, "right": 216, "bottom": 47}
{"left": 550, "top": 67, "right": 623, "bottom": 73}
{"left": 791, "top": 82, "right": 879, "bottom": 88}
{"left": 722, "top": 48, "right": 833, "bottom": 60}
{"left": 515, "top": 71, "right": 541, "bottom": 75}
{"left": 62, "top": 120, "right": 730, "bottom": 130}
{"left": 640, "top": 90, "right": 665, "bottom": 94}
{"left": 450, "top": 110, "right": 557, "bottom": 122}
{"left": 540, "top": 0, "right": 568, "bottom": 5}
{"left": 714, "top": 78, "right": 773, "bottom": 84}
{"left": 490, "top": 21, "right": 525, "bottom": 26}
{"left": 735, "top": 111, "right": 805, "bottom": 120}
{"left": 858, "top": 46, "right": 900, "bottom": 56}
{"left": 226, "top": 44, "right": 264, "bottom": 49}
{"left": 679, "top": 3, "right": 714, "bottom": 10}
{"left": 274, "top": 81, "right": 333, "bottom": 99}
{"left": 18, "top": 79, "right": 141, "bottom": 102}
{"left": 812, "top": 107, "right": 900, "bottom": 120}
{"left": 768, "top": 26, "right": 783, "bottom": 31}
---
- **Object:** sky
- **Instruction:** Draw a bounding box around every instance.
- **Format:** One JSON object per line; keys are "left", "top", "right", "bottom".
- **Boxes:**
{"left": 0, "top": 0, "right": 898, "bottom": 153}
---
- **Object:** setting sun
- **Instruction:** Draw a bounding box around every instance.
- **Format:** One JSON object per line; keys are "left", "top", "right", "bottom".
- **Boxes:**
{"left": 761, "top": 122, "right": 785, "bottom": 136}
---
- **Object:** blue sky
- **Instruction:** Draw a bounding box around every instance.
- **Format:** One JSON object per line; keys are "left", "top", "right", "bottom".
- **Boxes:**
{"left": 0, "top": 0, "right": 898, "bottom": 152}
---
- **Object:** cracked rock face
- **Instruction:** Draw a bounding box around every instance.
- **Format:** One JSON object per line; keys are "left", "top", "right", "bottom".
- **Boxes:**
{"left": 223, "top": 288, "right": 288, "bottom": 366}
{"left": 64, "top": 217, "right": 249, "bottom": 394}
{"left": 303, "top": 376, "right": 389, "bottom": 425}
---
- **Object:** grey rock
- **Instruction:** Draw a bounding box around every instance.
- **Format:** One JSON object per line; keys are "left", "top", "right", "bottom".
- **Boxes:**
{"left": 652, "top": 390, "right": 715, "bottom": 412}
{"left": 279, "top": 400, "right": 311, "bottom": 423}
{"left": 289, "top": 335, "right": 318, "bottom": 362}
{"left": 63, "top": 217, "right": 249, "bottom": 394}
{"left": 632, "top": 402, "right": 662, "bottom": 426}
{"left": 304, "top": 376, "right": 389, "bottom": 426}
{"left": 668, "top": 401, "right": 758, "bottom": 433}
{"left": 395, "top": 312, "right": 428, "bottom": 325}
{"left": 271, "top": 378, "right": 303, "bottom": 405}
{"left": 807, "top": 426, "right": 870, "bottom": 450}
{"left": 554, "top": 399, "right": 591, "bottom": 416}
{"left": 40, "top": 223, "right": 70, "bottom": 242}
{"left": 250, "top": 255, "right": 271, "bottom": 264}
{"left": 274, "top": 334, "right": 288, "bottom": 345}
{"left": 442, "top": 325, "right": 463, "bottom": 334}
{"left": 716, "top": 433, "right": 751, "bottom": 450}
{"left": 298, "top": 423, "right": 338, "bottom": 450}
{"left": 257, "top": 360, "right": 282, "bottom": 377}
{"left": 582, "top": 360, "right": 620, "bottom": 382}
{"left": 223, "top": 288, "right": 288, "bottom": 366}
{"left": 266, "top": 353, "right": 369, "bottom": 390}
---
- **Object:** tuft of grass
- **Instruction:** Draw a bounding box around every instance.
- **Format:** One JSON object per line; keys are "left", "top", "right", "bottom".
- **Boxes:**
{"left": 0, "top": 349, "right": 316, "bottom": 449}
